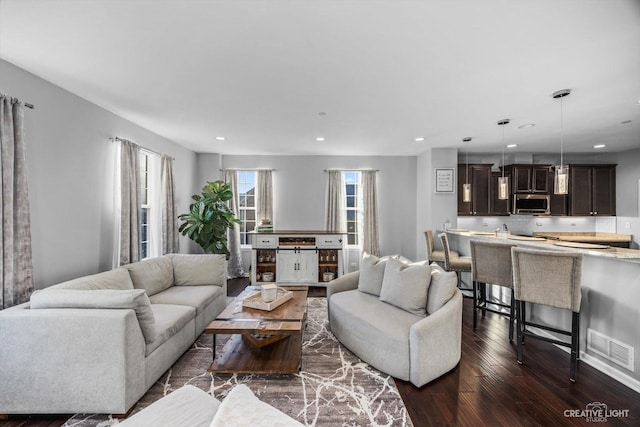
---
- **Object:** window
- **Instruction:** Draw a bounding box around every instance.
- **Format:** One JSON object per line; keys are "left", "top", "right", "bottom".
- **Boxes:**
{"left": 139, "top": 151, "right": 160, "bottom": 259}
{"left": 140, "top": 152, "right": 150, "bottom": 259}
{"left": 237, "top": 170, "right": 257, "bottom": 245}
{"left": 344, "top": 171, "right": 363, "bottom": 246}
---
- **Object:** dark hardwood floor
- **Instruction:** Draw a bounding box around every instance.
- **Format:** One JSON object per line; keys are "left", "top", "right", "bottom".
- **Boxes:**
{"left": 3, "top": 278, "right": 638, "bottom": 426}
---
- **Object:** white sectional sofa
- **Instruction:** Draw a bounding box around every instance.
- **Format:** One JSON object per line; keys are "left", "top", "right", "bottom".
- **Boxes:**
{"left": 327, "top": 254, "right": 463, "bottom": 387}
{"left": 0, "top": 254, "right": 227, "bottom": 415}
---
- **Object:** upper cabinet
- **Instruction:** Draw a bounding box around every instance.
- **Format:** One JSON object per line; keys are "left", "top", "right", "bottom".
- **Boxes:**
{"left": 457, "top": 164, "right": 492, "bottom": 216}
{"left": 569, "top": 165, "right": 616, "bottom": 216}
{"left": 489, "top": 171, "right": 512, "bottom": 216}
{"left": 508, "top": 165, "right": 551, "bottom": 193}
{"left": 548, "top": 170, "right": 568, "bottom": 216}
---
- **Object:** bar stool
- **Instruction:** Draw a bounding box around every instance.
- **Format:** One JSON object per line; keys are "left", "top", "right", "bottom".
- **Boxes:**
{"left": 438, "top": 233, "right": 472, "bottom": 297}
{"left": 511, "top": 247, "right": 583, "bottom": 382}
{"left": 469, "top": 240, "right": 516, "bottom": 340}
{"left": 425, "top": 230, "right": 458, "bottom": 264}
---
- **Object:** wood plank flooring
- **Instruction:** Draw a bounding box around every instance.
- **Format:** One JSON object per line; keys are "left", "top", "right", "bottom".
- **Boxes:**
{"left": 3, "top": 278, "right": 638, "bottom": 426}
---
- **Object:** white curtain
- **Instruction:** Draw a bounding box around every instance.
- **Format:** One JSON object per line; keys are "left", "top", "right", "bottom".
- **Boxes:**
{"left": 362, "top": 170, "right": 380, "bottom": 256}
{"left": 161, "top": 155, "right": 179, "bottom": 254}
{"left": 256, "top": 170, "right": 273, "bottom": 225}
{"left": 224, "top": 170, "right": 245, "bottom": 278}
{"left": 325, "top": 170, "right": 346, "bottom": 233}
{"left": 118, "top": 139, "right": 141, "bottom": 265}
{"left": 0, "top": 94, "right": 33, "bottom": 309}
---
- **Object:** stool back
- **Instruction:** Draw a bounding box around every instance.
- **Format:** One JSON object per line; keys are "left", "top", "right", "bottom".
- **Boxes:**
{"left": 425, "top": 230, "right": 436, "bottom": 261}
{"left": 470, "top": 240, "right": 516, "bottom": 288}
{"left": 438, "top": 233, "right": 454, "bottom": 271}
{"left": 511, "top": 247, "right": 582, "bottom": 312}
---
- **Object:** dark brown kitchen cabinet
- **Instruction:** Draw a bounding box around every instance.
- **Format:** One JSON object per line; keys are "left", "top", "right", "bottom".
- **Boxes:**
{"left": 509, "top": 165, "right": 551, "bottom": 193}
{"left": 548, "top": 170, "right": 568, "bottom": 215}
{"left": 490, "top": 171, "right": 512, "bottom": 215}
{"left": 458, "top": 164, "right": 492, "bottom": 216}
{"left": 569, "top": 165, "right": 616, "bottom": 216}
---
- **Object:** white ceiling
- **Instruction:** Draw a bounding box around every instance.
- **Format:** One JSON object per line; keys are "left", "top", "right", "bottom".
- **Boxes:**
{"left": 1, "top": 0, "right": 639, "bottom": 156}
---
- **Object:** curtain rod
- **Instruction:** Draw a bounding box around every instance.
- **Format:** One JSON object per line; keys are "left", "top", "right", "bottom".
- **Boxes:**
{"left": 110, "top": 137, "right": 175, "bottom": 160}
{"left": 219, "top": 168, "right": 277, "bottom": 171}
{"left": 323, "top": 168, "right": 379, "bottom": 172}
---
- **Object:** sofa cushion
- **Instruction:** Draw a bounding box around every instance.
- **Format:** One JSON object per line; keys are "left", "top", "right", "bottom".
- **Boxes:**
{"left": 329, "top": 290, "right": 421, "bottom": 380}
{"left": 48, "top": 268, "right": 134, "bottom": 291}
{"left": 30, "top": 289, "right": 157, "bottom": 343}
{"left": 124, "top": 256, "right": 174, "bottom": 297}
{"left": 379, "top": 258, "right": 431, "bottom": 316}
{"left": 427, "top": 263, "right": 458, "bottom": 315}
{"left": 210, "top": 384, "right": 303, "bottom": 427}
{"left": 357, "top": 253, "right": 395, "bottom": 296}
{"left": 171, "top": 254, "right": 226, "bottom": 286}
{"left": 146, "top": 304, "right": 196, "bottom": 356}
{"left": 118, "top": 385, "right": 220, "bottom": 427}
{"left": 150, "top": 285, "right": 224, "bottom": 315}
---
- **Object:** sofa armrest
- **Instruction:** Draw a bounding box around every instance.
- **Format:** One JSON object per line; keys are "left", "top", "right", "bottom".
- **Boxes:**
{"left": 326, "top": 271, "right": 360, "bottom": 321}
{"left": 327, "top": 271, "right": 360, "bottom": 300}
{"left": 408, "top": 289, "right": 462, "bottom": 387}
{"left": 0, "top": 306, "right": 146, "bottom": 414}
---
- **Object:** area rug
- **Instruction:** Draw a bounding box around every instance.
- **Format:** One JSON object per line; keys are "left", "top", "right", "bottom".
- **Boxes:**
{"left": 64, "top": 297, "right": 413, "bottom": 427}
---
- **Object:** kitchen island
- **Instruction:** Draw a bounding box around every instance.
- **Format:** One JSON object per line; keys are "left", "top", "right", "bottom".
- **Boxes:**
{"left": 446, "top": 230, "right": 640, "bottom": 391}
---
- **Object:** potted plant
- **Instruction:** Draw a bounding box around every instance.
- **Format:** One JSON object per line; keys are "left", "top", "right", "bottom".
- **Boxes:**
{"left": 178, "top": 180, "right": 240, "bottom": 256}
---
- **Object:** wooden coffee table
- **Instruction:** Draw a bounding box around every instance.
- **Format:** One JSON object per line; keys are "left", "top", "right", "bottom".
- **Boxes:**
{"left": 204, "top": 286, "right": 308, "bottom": 374}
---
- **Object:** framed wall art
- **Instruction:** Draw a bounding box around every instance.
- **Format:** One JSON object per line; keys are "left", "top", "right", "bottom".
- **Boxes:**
{"left": 435, "top": 168, "right": 455, "bottom": 193}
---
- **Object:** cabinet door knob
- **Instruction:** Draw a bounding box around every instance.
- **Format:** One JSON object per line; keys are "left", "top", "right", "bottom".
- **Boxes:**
{"left": 590, "top": 212, "right": 593, "bottom": 215}
{"left": 594, "top": 212, "right": 598, "bottom": 215}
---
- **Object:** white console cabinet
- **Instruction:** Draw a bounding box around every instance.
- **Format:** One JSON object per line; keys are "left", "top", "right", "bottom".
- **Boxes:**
{"left": 249, "top": 231, "right": 345, "bottom": 286}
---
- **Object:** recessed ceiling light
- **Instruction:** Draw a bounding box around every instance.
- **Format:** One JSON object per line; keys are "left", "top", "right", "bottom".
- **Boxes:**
{"left": 316, "top": 137, "right": 325, "bottom": 142}
{"left": 621, "top": 120, "right": 632, "bottom": 124}
{"left": 215, "top": 136, "right": 225, "bottom": 141}
{"left": 518, "top": 123, "right": 535, "bottom": 129}
{"left": 593, "top": 144, "right": 606, "bottom": 149}
{"left": 507, "top": 144, "right": 518, "bottom": 148}
{"left": 415, "top": 137, "right": 425, "bottom": 142}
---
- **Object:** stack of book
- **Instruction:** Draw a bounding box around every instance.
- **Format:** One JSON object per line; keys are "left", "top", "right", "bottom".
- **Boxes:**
{"left": 255, "top": 219, "right": 273, "bottom": 233}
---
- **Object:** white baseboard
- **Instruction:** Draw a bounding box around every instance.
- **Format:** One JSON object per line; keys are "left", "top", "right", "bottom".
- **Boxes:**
{"left": 526, "top": 326, "right": 640, "bottom": 394}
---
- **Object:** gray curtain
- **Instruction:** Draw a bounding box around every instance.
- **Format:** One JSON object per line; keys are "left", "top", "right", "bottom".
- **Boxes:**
{"left": 325, "top": 170, "right": 346, "bottom": 232}
{"left": 256, "top": 170, "right": 273, "bottom": 225}
{"left": 0, "top": 94, "right": 34, "bottom": 309}
{"left": 161, "top": 155, "right": 179, "bottom": 254}
{"left": 362, "top": 170, "right": 380, "bottom": 256}
{"left": 224, "top": 170, "right": 244, "bottom": 278}
{"left": 119, "top": 139, "right": 141, "bottom": 265}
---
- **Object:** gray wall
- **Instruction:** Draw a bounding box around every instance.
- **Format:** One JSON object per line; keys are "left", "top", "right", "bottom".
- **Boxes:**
{"left": 218, "top": 155, "right": 418, "bottom": 260}
{"left": 415, "top": 148, "right": 459, "bottom": 259}
{"left": 615, "top": 147, "right": 640, "bottom": 218}
{"left": 1, "top": 59, "right": 199, "bottom": 289}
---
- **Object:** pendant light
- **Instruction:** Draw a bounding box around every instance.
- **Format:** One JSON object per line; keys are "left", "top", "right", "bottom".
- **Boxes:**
{"left": 462, "top": 137, "right": 472, "bottom": 202}
{"left": 553, "top": 89, "right": 571, "bottom": 195}
{"left": 497, "top": 119, "right": 510, "bottom": 200}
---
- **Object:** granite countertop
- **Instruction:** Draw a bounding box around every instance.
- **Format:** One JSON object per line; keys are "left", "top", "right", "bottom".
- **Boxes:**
{"left": 446, "top": 230, "right": 640, "bottom": 261}
{"left": 531, "top": 232, "right": 632, "bottom": 243}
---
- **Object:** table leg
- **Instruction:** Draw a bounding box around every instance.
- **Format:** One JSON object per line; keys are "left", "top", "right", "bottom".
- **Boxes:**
{"left": 212, "top": 334, "right": 216, "bottom": 361}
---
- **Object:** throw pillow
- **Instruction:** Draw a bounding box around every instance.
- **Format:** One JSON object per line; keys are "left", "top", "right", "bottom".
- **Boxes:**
{"left": 171, "top": 254, "right": 226, "bottom": 286}
{"left": 426, "top": 263, "right": 458, "bottom": 314}
{"left": 379, "top": 258, "right": 432, "bottom": 316}
{"left": 209, "top": 384, "right": 303, "bottom": 427}
{"left": 357, "top": 253, "right": 393, "bottom": 296}
{"left": 124, "top": 256, "right": 174, "bottom": 296}
{"left": 30, "top": 289, "right": 157, "bottom": 343}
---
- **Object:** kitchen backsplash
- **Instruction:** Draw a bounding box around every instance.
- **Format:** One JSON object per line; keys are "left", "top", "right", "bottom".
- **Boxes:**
{"left": 456, "top": 215, "right": 619, "bottom": 236}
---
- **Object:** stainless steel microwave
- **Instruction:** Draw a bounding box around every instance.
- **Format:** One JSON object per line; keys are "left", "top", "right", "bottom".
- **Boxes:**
{"left": 513, "top": 194, "right": 550, "bottom": 215}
